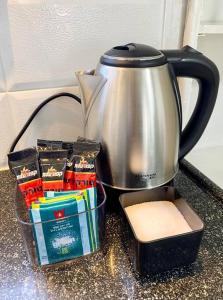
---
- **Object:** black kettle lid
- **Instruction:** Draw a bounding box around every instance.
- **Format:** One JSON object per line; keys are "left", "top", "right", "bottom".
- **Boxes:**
{"left": 100, "top": 43, "right": 166, "bottom": 67}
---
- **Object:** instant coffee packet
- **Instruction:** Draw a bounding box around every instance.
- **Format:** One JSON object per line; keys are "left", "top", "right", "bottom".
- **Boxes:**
{"left": 62, "top": 142, "right": 74, "bottom": 190}
{"left": 39, "top": 150, "right": 68, "bottom": 191}
{"left": 77, "top": 137, "right": 98, "bottom": 144}
{"left": 73, "top": 141, "right": 100, "bottom": 190}
{"left": 8, "top": 148, "right": 43, "bottom": 208}
{"left": 37, "top": 139, "right": 63, "bottom": 151}
{"left": 37, "top": 139, "right": 75, "bottom": 190}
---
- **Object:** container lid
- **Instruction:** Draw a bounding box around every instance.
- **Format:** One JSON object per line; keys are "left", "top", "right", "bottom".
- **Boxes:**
{"left": 100, "top": 43, "right": 166, "bottom": 67}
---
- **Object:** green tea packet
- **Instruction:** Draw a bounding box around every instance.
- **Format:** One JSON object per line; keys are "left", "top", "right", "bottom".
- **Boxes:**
{"left": 30, "top": 188, "right": 98, "bottom": 265}
{"left": 43, "top": 187, "right": 99, "bottom": 249}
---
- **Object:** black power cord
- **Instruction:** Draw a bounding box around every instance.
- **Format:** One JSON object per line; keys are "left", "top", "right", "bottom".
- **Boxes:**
{"left": 9, "top": 92, "right": 81, "bottom": 153}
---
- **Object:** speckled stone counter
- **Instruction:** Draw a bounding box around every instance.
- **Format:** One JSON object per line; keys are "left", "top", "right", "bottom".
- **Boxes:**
{"left": 0, "top": 167, "right": 222, "bottom": 300}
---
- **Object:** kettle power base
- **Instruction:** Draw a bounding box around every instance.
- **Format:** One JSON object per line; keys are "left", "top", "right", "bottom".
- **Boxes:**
{"left": 119, "top": 186, "right": 204, "bottom": 275}
{"left": 99, "top": 166, "right": 178, "bottom": 191}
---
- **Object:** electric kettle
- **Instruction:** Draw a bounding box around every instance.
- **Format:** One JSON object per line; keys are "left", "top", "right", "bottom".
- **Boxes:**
{"left": 76, "top": 43, "right": 219, "bottom": 190}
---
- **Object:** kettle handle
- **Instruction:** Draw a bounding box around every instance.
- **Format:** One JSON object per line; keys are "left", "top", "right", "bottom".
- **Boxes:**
{"left": 162, "top": 45, "right": 219, "bottom": 160}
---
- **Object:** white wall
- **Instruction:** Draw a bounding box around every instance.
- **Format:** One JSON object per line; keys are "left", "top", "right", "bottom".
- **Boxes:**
{"left": 0, "top": 0, "right": 187, "bottom": 168}
{"left": 185, "top": 0, "right": 223, "bottom": 150}
{"left": 186, "top": 34, "right": 223, "bottom": 150}
{"left": 201, "top": 0, "right": 223, "bottom": 22}
{"left": 185, "top": 0, "right": 223, "bottom": 188}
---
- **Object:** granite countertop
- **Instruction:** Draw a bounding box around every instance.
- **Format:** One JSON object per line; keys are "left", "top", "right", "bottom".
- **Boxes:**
{"left": 0, "top": 166, "right": 223, "bottom": 300}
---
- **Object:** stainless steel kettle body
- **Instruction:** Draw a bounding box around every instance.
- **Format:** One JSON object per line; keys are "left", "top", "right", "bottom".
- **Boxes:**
{"left": 86, "top": 64, "right": 180, "bottom": 189}
{"left": 76, "top": 43, "right": 219, "bottom": 190}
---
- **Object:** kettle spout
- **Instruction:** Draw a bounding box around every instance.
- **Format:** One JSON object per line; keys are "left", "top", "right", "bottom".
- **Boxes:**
{"left": 75, "top": 70, "right": 107, "bottom": 121}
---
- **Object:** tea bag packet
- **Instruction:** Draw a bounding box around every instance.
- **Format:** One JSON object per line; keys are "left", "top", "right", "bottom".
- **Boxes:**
{"left": 32, "top": 198, "right": 76, "bottom": 208}
{"left": 38, "top": 193, "right": 83, "bottom": 204}
{"left": 39, "top": 150, "right": 68, "bottom": 191}
{"left": 30, "top": 192, "right": 97, "bottom": 265}
{"left": 78, "top": 188, "right": 99, "bottom": 250}
{"left": 44, "top": 190, "right": 80, "bottom": 198}
{"left": 43, "top": 188, "right": 99, "bottom": 247}
{"left": 8, "top": 148, "right": 43, "bottom": 208}
{"left": 84, "top": 187, "right": 99, "bottom": 249}
{"left": 37, "top": 139, "right": 63, "bottom": 151}
{"left": 44, "top": 189, "right": 98, "bottom": 245}
{"left": 62, "top": 142, "right": 75, "bottom": 190}
{"left": 73, "top": 141, "right": 100, "bottom": 190}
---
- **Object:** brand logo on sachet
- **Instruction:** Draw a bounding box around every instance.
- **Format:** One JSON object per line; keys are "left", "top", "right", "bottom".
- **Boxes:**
{"left": 75, "top": 157, "right": 94, "bottom": 169}
{"left": 17, "top": 167, "right": 38, "bottom": 180}
{"left": 54, "top": 209, "right": 65, "bottom": 219}
{"left": 42, "top": 166, "right": 63, "bottom": 177}
{"left": 67, "top": 160, "right": 73, "bottom": 167}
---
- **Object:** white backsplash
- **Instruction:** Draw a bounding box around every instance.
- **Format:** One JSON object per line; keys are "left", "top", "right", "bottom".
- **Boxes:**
{"left": 0, "top": 61, "right": 5, "bottom": 92}
{"left": 0, "top": 0, "right": 186, "bottom": 168}
{"left": 0, "top": 94, "right": 15, "bottom": 167}
{"left": 0, "top": 0, "right": 171, "bottom": 91}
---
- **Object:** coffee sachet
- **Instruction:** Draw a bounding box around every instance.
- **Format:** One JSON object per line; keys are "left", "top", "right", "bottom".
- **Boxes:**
{"left": 39, "top": 150, "right": 68, "bottom": 191}
{"left": 37, "top": 139, "right": 63, "bottom": 151}
{"left": 62, "top": 142, "right": 74, "bottom": 190}
{"left": 8, "top": 148, "right": 43, "bottom": 208}
{"left": 73, "top": 141, "right": 100, "bottom": 190}
{"left": 77, "top": 137, "right": 98, "bottom": 144}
